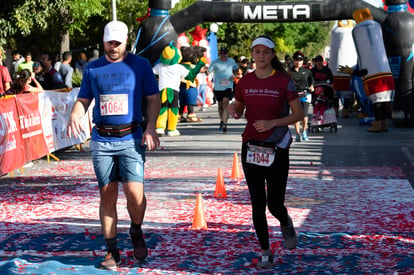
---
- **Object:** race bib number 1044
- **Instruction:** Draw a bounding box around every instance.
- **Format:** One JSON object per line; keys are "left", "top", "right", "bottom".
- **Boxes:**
{"left": 100, "top": 94, "right": 128, "bottom": 116}
{"left": 246, "top": 144, "right": 275, "bottom": 167}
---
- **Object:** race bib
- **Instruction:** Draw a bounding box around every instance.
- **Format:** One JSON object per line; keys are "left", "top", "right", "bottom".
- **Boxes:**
{"left": 100, "top": 94, "right": 128, "bottom": 116}
{"left": 246, "top": 144, "right": 276, "bottom": 167}
{"left": 220, "top": 79, "right": 230, "bottom": 86}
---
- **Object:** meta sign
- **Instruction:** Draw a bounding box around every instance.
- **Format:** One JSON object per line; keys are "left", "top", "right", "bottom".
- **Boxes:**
{"left": 243, "top": 4, "right": 311, "bottom": 20}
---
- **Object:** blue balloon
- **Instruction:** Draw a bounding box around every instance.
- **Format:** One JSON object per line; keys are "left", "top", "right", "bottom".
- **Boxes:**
{"left": 207, "top": 32, "right": 218, "bottom": 62}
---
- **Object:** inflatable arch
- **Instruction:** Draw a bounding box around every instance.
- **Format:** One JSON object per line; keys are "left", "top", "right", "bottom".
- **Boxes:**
{"left": 135, "top": 0, "right": 414, "bottom": 127}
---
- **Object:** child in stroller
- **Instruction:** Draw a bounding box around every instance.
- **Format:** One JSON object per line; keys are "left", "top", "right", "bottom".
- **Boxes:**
{"left": 310, "top": 83, "right": 338, "bottom": 132}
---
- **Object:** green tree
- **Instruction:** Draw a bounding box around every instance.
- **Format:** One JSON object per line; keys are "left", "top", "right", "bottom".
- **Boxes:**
{"left": 0, "top": 0, "right": 107, "bottom": 57}
{"left": 263, "top": 21, "right": 334, "bottom": 60}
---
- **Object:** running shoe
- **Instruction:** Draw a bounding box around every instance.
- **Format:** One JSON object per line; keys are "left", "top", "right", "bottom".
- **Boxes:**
{"left": 155, "top": 128, "right": 165, "bottom": 136}
{"left": 256, "top": 249, "right": 273, "bottom": 269}
{"left": 295, "top": 134, "right": 301, "bottom": 142}
{"left": 167, "top": 130, "right": 180, "bottom": 137}
{"left": 99, "top": 250, "right": 121, "bottom": 270}
{"left": 302, "top": 131, "right": 309, "bottom": 141}
{"left": 130, "top": 229, "right": 148, "bottom": 261}
{"left": 281, "top": 216, "right": 298, "bottom": 250}
{"left": 222, "top": 124, "right": 227, "bottom": 133}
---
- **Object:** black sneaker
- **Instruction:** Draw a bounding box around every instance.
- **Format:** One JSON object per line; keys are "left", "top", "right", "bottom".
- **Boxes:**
{"left": 281, "top": 216, "right": 298, "bottom": 250}
{"left": 256, "top": 250, "right": 273, "bottom": 269}
{"left": 130, "top": 229, "right": 148, "bottom": 261}
{"left": 99, "top": 250, "right": 121, "bottom": 270}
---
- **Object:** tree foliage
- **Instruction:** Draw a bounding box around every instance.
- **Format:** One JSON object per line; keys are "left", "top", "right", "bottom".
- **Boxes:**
{"left": 0, "top": 0, "right": 107, "bottom": 57}
{"left": 0, "top": 0, "right": 332, "bottom": 62}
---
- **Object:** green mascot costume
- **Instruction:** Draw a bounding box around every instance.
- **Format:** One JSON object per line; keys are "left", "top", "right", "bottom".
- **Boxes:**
{"left": 153, "top": 43, "right": 206, "bottom": 136}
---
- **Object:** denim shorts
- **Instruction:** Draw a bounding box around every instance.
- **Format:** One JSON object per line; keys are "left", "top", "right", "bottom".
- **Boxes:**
{"left": 90, "top": 138, "right": 146, "bottom": 188}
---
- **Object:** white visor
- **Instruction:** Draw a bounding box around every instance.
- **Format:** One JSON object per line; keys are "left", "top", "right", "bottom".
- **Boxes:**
{"left": 251, "top": 37, "right": 275, "bottom": 49}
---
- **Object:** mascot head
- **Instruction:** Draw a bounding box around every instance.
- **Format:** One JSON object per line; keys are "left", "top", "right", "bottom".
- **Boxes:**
{"left": 180, "top": 45, "right": 206, "bottom": 64}
{"left": 160, "top": 43, "right": 182, "bottom": 65}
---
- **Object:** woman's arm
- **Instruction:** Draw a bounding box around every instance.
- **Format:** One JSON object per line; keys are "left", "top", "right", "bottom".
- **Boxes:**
{"left": 27, "top": 76, "right": 43, "bottom": 93}
{"left": 252, "top": 98, "right": 304, "bottom": 133}
{"left": 228, "top": 99, "right": 245, "bottom": 119}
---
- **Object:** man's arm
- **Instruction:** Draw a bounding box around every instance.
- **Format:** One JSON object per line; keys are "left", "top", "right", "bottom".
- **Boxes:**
{"left": 67, "top": 98, "right": 91, "bottom": 138}
{"left": 142, "top": 93, "right": 160, "bottom": 151}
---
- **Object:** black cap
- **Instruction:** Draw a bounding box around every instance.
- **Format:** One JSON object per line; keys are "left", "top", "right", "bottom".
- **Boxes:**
{"left": 219, "top": 47, "right": 228, "bottom": 54}
{"left": 293, "top": 51, "right": 304, "bottom": 60}
{"left": 314, "top": 55, "right": 324, "bottom": 62}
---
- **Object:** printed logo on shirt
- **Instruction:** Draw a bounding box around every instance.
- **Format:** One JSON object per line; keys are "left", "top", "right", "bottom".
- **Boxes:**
{"left": 244, "top": 88, "right": 280, "bottom": 97}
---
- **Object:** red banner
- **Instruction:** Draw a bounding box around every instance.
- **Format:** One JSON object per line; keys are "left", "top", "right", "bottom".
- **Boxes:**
{"left": 14, "top": 93, "right": 49, "bottom": 162}
{"left": 0, "top": 97, "right": 25, "bottom": 175}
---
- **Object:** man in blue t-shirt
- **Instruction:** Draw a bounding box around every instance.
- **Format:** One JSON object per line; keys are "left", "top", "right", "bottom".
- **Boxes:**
{"left": 208, "top": 47, "right": 238, "bottom": 133}
{"left": 67, "top": 20, "right": 160, "bottom": 270}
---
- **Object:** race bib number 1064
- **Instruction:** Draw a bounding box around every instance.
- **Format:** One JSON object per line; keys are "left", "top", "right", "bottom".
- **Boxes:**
{"left": 100, "top": 94, "right": 128, "bottom": 116}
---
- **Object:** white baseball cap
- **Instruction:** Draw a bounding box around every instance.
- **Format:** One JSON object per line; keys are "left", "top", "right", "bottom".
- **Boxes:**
{"left": 251, "top": 36, "right": 275, "bottom": 49}
{"left": 103, "top": 21, "right": 128, "bottom": 43}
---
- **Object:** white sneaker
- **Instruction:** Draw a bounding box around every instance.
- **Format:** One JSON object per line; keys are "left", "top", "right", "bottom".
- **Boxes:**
{"left": 155, "top": 128, "right": 165, "bottom": 136}
{"left": 167, "top": 130, "right": 180, "bottom": 137}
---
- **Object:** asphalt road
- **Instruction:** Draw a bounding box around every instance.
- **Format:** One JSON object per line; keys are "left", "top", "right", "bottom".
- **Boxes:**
{"left": 3, "top": 105, "right": 414, "bottom": 188}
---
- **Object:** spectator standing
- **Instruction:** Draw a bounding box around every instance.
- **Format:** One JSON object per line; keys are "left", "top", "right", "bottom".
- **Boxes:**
{"left": 197, "top": 65, "right": 209, "bottom": 111}
{"left": 67, "top": 20, "right": 160, "bottom": 270}
{"left": 234, "top": 57, "right": 249, "bottom": 86}
{"left": 247, "top": 58, "right": 256, "bottom": 73}
{"left": 75, "top": 52, "right": 88, "bottom": 74}
{"left": 40, "top": 53, "right": 65, "bottom": 90}
{"left": 88, "top": 49, "right": 100, "bottom": 62}
{"left": 59, "top": 51, "right": 74, "bottom": 88}
{"left": 228, "top": 35, "right": 302, "bottom": 269}
{"left": 0, "top": 51, "right": 12, "bottom": 96}
{"left": 290, "top": 51, "right": 314, "bottom": 142}
{"left": 284, "top": 54, "right": 294, "bottom": 71}
{"left": 17, "top": 52, "right": 34, "bottom": 73}
{"left": 9, "top": 50, "right": 25, "bottom": 80}
{"left": 32, "top": 61, "right": 48, "bottom": 88}
{"left": 54, "top": 53, "right": 62, "bottom": 71}
{"left": 208, "top": 47, "right": 238, "bottom": 133}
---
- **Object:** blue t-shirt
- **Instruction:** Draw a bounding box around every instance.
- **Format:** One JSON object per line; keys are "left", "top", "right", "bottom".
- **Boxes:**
{"left": 208, "top": 58, "right": 238, "bottom": 91}
{"left": 78, "top": 53, "right": 159, "bottom": 142}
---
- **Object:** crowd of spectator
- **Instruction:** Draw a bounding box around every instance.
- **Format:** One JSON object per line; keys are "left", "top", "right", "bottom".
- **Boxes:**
{"left": 0, "top": 48, "right": 100, "bottom": 97}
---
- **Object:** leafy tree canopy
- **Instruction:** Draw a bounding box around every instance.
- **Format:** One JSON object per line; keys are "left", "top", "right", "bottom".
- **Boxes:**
{"left": 0, "top": 0, "right": 332, "bottom": 63}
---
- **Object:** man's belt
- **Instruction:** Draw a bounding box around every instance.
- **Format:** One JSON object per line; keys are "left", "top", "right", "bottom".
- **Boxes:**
{"left": 95, "top": 122, "right": 139, "bottom": 137}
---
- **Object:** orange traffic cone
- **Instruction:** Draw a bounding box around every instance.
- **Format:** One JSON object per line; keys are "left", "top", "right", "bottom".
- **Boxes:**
{"left": 192, "top": 193, "right": 207, "bottom": 229}
{"left": 214, "top": 168, "right": 227, "bottom": 198}
{"left": 231, "top": 152, "right": 243, "bottom": 181}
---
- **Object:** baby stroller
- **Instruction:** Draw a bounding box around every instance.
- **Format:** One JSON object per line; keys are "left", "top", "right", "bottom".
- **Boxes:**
{"left": 309, "top": 83, "right": 338, "bottom": 132}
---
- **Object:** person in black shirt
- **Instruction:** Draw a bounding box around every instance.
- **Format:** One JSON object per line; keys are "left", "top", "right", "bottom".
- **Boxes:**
{"left": 290, "top": 51, "right": 314, "bottom": 142}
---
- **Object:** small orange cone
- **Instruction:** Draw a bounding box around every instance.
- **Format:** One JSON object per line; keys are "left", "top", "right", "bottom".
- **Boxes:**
{"left": 192, "top": 193, "right": 207, "bottom": 229}
{"left": 214, "top": 168, "right": 227, "bottom": 198}
{"left": 231, "top": 152, "right": 243, "bottom": 181}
